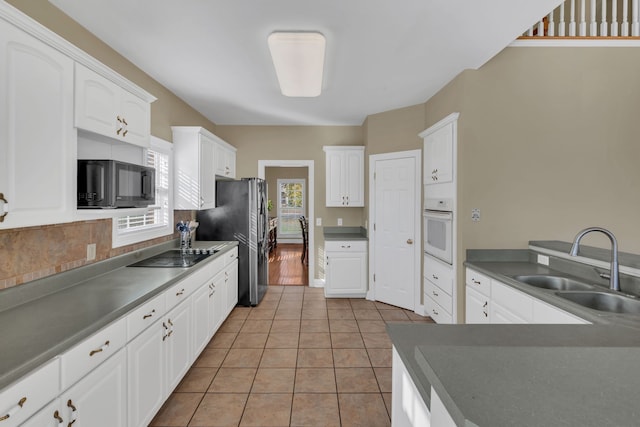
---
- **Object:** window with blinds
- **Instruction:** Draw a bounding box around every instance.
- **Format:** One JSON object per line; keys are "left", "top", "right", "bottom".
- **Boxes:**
{"left": 112, "top": 137, "right": 173, "bottom": 247}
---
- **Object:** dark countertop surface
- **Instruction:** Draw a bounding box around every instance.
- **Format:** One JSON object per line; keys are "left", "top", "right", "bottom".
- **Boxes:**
{"left": 323, "top": 226, "right": 368, "bottom": 241}
{"left": 0, "top": 240, "right": 237, "bottom": 391}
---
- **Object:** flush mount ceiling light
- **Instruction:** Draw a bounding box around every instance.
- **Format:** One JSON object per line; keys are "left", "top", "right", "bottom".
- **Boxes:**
{"left": 268, "top": 31, "right": 326, "bottom": 97}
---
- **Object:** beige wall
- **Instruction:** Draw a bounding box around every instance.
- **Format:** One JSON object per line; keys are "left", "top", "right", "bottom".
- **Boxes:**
{"left": 215, "top": 126, "right": 364, "bottom": 280}
{"left": 7, "top": 0, "right": 217, "bottom": 141}
{"left": 425, "top": 46, "right": 640, "bottom": 320}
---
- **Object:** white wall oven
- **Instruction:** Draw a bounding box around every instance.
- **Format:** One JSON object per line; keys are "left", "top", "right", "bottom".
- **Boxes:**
{"left": 423, "top": 198, "right": 453, "bottom": 265}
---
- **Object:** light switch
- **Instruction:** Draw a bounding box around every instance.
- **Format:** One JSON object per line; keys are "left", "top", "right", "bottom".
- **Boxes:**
{"left": 337, "top": 218, "right": 343, "bottom": 226}
{"left": 87, "top": 243, "right": 96, "bottom": 261}
{"left": 316, "top": 218, "right": 322, "bottom": 226}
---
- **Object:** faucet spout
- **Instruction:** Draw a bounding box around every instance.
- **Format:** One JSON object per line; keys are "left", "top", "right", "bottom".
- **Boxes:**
{"left": 569, "top": 227, "right": 620, "bottom": 291}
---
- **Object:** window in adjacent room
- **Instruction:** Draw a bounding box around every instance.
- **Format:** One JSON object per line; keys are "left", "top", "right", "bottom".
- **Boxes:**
{"left": 277, "top": 178, "right": 305, "bottom": 240}
{"left": 112, "top": 136, "right": 174, "bottom": 248}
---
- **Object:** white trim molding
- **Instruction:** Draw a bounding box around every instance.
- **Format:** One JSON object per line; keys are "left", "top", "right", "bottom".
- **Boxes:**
{"left": 258, "top": 160, "right": 315, "bottom": 287}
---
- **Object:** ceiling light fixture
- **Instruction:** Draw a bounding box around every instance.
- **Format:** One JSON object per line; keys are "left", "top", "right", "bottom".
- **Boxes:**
{"left": 267, "top": 31, "right": 326, "bottom": 98}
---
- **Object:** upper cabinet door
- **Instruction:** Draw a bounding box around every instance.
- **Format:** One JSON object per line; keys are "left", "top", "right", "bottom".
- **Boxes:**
{"left": 75, "top": 63, "right": 151, "bottom": 147}
{"left": 324, "top": 146, "right": 364, "bottom": 207}
{"left": 423, "top": 122, "right": 453, "bottom": 185}
{"left": 199, "top": 134, "right": 216, "bottom": 209}
{"left": 75, "top": 62, "right": 120, "bottom": 137}
{"left": 0, "top": 19, "right": 75, "bottom": 229}
{"left": 173, "top": 127, "right": 217, "bottom": 210}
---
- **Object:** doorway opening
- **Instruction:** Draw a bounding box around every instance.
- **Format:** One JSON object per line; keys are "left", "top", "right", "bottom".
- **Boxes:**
{"left": 263, "top": 164, "right": 312, "bottom": 286}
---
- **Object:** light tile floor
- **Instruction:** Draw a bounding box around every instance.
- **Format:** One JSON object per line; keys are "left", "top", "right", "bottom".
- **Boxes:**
{"left": 150, "top": 285, "right": 434, "bottom": 427}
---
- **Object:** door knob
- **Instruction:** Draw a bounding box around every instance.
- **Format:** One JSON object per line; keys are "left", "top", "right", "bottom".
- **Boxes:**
{"left": 407, "top": 239, "right": 413, "bottom": 245}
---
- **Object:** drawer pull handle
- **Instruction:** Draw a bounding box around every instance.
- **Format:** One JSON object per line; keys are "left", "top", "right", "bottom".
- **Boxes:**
{"left": 89, "top": 340, "right": 110, "bottom": 356}
{"left": 432, "top": 274, "right": 439, "bottom": 280}
{"left": 143, "top": 309, "right": 156, "bottom": 319}
{"left": 341, "top": 245, "right": 351, "bottom": 249}
{"left": 176, "top": 289, "right": 185, "bottom": 296}
{"left": 432, "top": 309, "right": 439, "bottom": 316}
{"left": 472, "top": 279, "right": 481, "bottom": 285}
{"left": 54, "top": 410, "right": 63, "bottom": 423}
{"left": 432, "top": 290, "right": 439, "bottom": 296}
{"left": 0, "top": 397, "right": 27, "bottom": 421}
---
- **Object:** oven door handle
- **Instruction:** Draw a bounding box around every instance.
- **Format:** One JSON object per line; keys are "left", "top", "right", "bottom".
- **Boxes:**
{"left": 423, "top": 210, "right": 453, "bottom": 220}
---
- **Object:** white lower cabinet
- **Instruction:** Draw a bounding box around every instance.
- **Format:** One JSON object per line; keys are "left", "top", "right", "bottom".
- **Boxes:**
{"left": 225, "top": 259, "right": 239, "bottom": 313}
{"left": 424, "top": 255, "right": 455, "bottom": 323}
{"left": 324, "top": 240, "right": 368, "bottom": 298}
{"left": 127, "top": 321, "right": 165, "bottom": 427}
{"left": 165, "top": 298, "right": 193, "bottom": 393}
{"left": 465, "top": 267, "right": 589, "bottom": 325}
{"left": 60, "top": 348, "right": 127, "bottom": 427}
{"left": 192, "top": 283, "right": 212, "bottom": 358}
{"left": 391, "top": 347, "right": 430, "bottom": 427}
{"left": 209, "top": 270, "right": 226, "bottom": 335}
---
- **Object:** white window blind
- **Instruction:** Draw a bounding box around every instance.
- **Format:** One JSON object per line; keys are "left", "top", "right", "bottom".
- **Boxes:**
{"left": 112, "top": 137, "right": 174, "bottom": 248}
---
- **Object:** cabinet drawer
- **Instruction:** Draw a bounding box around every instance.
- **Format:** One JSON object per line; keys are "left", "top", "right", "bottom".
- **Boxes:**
{"left": 325, "top": 240, "right": 367, "bottom": 252}
{"left": 165, "top": 275, "right": 201, "bottom": 311}
{"left": 465, "top": 268, "right": 491, "bottom": 297}
{"left": 126, "top": 293, "right": 166, "bottom": 341}
{"left": 224, "top": 247, "right": 238, "bottom": 265}
{"left": 424, "top": 280, "right": 452, "bottom": 313}
{"left": 491, "top": 280, "right": 533, "bottom": 322}
{"left": 0, "top": 358, "right": 59, "bottom": 427}
{"left": 424, "top": 256, "right": 453, "bottom": 295}
{"left": 424, "top": 296, "right": 453, "bottom": 324}
{"left": 61, "top": 317, "right": 126, "bottom": 390}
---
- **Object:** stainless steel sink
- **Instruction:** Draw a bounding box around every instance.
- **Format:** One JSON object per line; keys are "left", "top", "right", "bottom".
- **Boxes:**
{"left": 512, "top": 275, "right": 594, "bottom": 291}
{"left": 556, "top": 291, "right": 640, "bottom": 314}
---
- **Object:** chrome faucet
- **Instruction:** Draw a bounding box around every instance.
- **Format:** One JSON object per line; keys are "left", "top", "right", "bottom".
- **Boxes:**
{"left": 569, "top": 227, "right": 620, "bottom": 291}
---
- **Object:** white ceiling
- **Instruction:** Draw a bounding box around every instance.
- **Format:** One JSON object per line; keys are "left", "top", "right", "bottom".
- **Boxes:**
{"left": 49, "top": 0, "right": 561, "bottom": 126}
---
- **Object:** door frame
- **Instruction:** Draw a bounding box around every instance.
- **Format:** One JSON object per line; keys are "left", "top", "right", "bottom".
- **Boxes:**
{"left": 258, "top": 160, "right": 316, "bottom": 287}
{"left": 368, "top": 150, "right": 422, "bottom": 313}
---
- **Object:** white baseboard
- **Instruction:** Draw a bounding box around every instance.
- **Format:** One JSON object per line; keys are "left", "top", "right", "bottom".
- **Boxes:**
{"left": 311, "top": 279, "right": 325, "bottom": 288}
{"left": 417, "top": 304, "right": 426, "bottom": 317}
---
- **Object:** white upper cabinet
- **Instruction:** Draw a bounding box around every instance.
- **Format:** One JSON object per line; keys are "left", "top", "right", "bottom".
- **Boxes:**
{"left": 75, "top": 63, "right": 151, "bottom": 147}
{"left": 214, "top": 139, "right": 237, "bottom": 178}
{"left": 422, "top": 120, "right": 454, "bottom": 185}
{"left": 0, "top": 18, "right": 75, "bottom": 229}
{"left": 323, "top": 146, "right": 364, "bottom": 207}
{"left": 173, "top": 126, "right": 230, "bottom": 210}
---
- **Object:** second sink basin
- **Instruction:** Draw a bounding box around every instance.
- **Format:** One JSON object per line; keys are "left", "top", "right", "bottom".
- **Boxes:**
{"left": 556, "top": 291, "right": 640, "bottom": 314}
{"left": 512, "top": 275, "right": 594, "bottom": 291}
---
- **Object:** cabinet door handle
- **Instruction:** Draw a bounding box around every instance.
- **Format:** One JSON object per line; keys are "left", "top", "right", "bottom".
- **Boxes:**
{"left": 0, "top": 193, "right": 8, "bottom": 222}
{"left": 67, "top": 399, "right": 78, "bottom": 427}
{"left": 143, "top": 309, "right": 156, "bottom": 320}
{"left": 0, "top": 397, "right": 27, "bottom": 421}
{"left": 432, "top": 290, "right": 439, "bottom": 297}
{"left": 53, "top": 410, "right": 63, "bottom": 424}
{"left": 483, "top": 301, "right": 488, "bottom": 308}
{"left": 407, "top": 239, "right": 413, "bottom": 245}
{"left": 89, "top": 340, "right": 110, "bottom": 356}
{"left": 346, "top": 196, "right": 349, "bottom": 205}
{"left": 483, "top": 310, "right": 488, "bottom": 317}
{"left": 122, "top": 129, "right": 128, "bottom": 137}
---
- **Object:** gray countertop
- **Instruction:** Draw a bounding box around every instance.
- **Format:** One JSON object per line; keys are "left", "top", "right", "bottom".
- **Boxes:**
{"left": 0, "top": 240, "right": 237, "bottom": 392}
{"left": 388, "top": 324, "right": 640, "bottom": 427}
{"left": 388, "top": 246, "right": 640, "bottom": 426}
{"left": 323, "top": 226, "right": 368, "bottom": 241}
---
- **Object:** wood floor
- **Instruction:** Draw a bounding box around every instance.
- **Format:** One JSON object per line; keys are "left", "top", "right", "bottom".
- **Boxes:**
{"left": 269, "top": 244, "right": 308, "bottom": 286}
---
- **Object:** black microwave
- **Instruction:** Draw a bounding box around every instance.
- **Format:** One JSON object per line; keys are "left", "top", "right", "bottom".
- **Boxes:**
{"left": 77, "top": 160, "right": 155, "bottom": 209}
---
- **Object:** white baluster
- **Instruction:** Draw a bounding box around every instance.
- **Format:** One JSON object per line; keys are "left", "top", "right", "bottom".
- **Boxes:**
{"left": 569, "top": 0, "right": 576, "bottom": 36}
{"left": 600, "top": 0, "right": 608, "bottom": 36}
{"left": 633, "top": 0, "right": 639, "bottom": 36}
{"left": 537, "top": 19, "right": 545, "bottom": 36}
{"left": 527, "top": 26, "right": 534, "bottom": 37}
{"left": 548, "top": 11, "right": 555, "bottom": 36}
{"left": 559, "top": 1, "right": 566, "bottom": 36}
{"left": 622, "top": 0, "right": 629, "bottom": 36}
{"left": 579, "top": 0, "right": 587, "bottom": 36}
{"left": 611, "top": 0, "right": 618, "bottom": 36}
{"left": 590, "top": 0, "right": 597, "bottom": 35}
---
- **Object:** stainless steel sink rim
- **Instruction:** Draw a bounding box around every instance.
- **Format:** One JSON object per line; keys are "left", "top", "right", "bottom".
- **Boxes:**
{"left": 555, "top": 291, "right": 640, "bottom": 314}
{"left": 512, "top": 275, "right": 596, "bottom": 291}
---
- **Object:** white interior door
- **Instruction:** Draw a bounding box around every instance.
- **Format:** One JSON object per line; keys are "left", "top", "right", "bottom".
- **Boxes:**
{"left": 372, "top": 154, "right": 418, "bottom": 310}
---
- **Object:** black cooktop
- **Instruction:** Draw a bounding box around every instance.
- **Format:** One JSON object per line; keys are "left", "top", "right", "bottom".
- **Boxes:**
{"left": 128, "top": 249, "right": 216, "bottom": 268}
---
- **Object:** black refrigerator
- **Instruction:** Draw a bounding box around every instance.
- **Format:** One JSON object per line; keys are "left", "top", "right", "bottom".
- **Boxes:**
{"left": 196, "top": 178, "right": 269, "bottom": 306}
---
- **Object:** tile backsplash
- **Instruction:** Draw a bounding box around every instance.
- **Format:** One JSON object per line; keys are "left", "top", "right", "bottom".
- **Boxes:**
{"left": 0, "top": 210, "right": 194, "bottom": 289}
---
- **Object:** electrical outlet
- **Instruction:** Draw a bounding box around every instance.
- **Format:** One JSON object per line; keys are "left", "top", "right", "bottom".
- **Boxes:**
{"left": 87, "top": 243, "right": 96, "bottom": 261}
{"left": 337, "top": 218, "right": 343, "bottom": 226}
{"left": 537, "top": 254, "right": 549, "bottom": 266}
{"left": 471, "top": 208, "right": 481, "bottom": 222}
{"left": 316, "top": 217, "right": 322, "bottom": 226}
